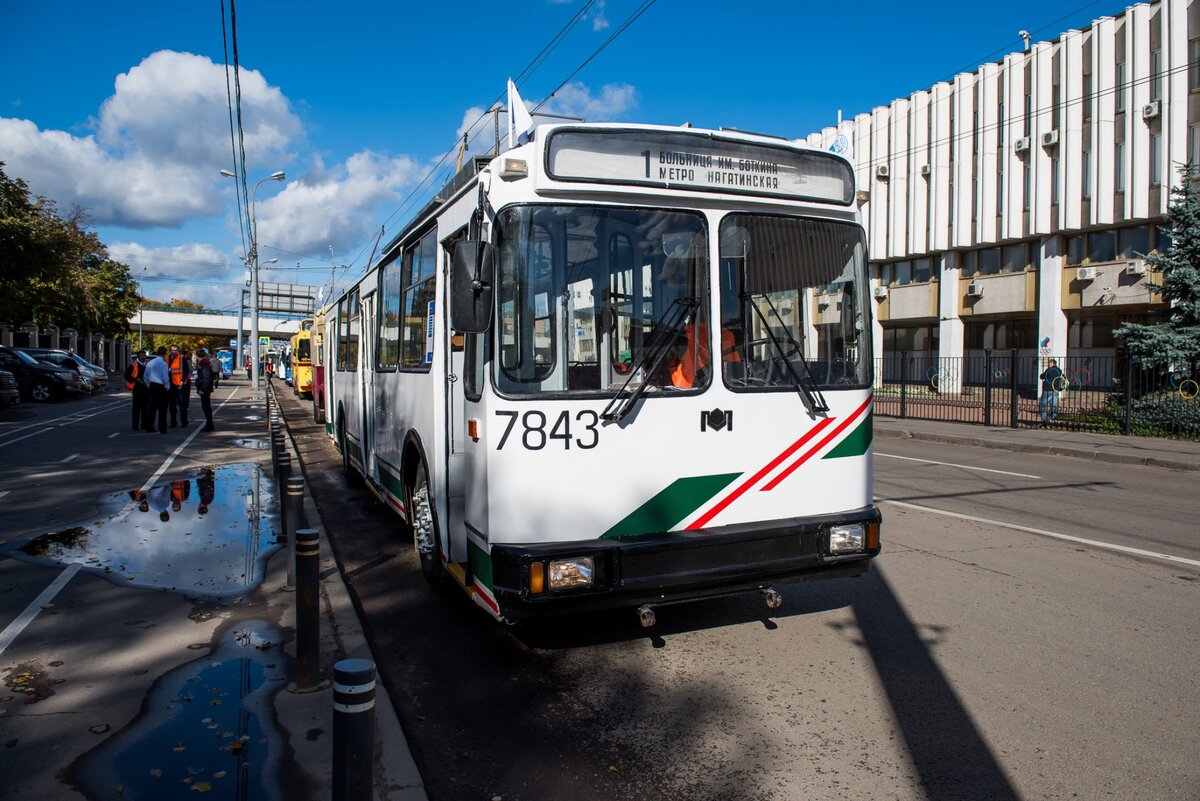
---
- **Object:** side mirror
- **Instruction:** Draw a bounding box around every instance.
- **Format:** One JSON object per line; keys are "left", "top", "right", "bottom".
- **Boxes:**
{"left": 450, "top": 241, "right": 495, "bottom": 333}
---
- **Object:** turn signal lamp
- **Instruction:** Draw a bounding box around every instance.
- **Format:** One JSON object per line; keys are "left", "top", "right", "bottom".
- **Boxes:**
{"left": 529, "top": 562, "right": 545, "bottom": 594}
{"left": 866, "top": 522, "right": 880, "bottom": 551}
{"left": 467, "top": 418, "right": 479, "bottom": 442}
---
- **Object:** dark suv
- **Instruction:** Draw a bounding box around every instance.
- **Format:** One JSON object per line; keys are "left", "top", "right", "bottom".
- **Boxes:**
{"left": 0, "top": 346, "right": 85, "bottom": 401}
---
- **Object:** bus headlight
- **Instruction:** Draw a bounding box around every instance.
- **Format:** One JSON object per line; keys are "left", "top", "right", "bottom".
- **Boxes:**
{"left": 548, "top": 557, "right": 594, "bottom": 590}
{"left": 828, "top": 524, "right": 865, "bottom": 555}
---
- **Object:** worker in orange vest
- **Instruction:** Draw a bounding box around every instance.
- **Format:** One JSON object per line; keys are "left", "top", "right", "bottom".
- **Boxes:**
{"left": 670, "top": 324, "right": 740, "bottom": 389}
{"left": 124, "top": 350, "right": 148, "bottom": 430}
{"left": 166, "top": 344, "right": 192, "bottom": 428}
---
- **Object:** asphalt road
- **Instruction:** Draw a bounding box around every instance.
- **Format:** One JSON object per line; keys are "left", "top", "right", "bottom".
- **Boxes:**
{"left": 277, "top": 389, "right": 1200, "bottom": 801}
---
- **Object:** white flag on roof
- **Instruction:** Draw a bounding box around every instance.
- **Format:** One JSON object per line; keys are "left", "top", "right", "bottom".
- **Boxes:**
{"left": 507, "top": 78, "right": 534, "bottom": 148}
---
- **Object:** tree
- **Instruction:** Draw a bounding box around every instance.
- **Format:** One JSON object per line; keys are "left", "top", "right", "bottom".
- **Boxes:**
{"left": 1114, "top": 164, "right": 1200, "bottom": 369}
{"left": 0, "top": 162, "right": 138, "bottom": 336}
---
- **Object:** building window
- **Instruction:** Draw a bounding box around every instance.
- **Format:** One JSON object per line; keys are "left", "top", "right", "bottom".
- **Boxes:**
{"left": 1024, "top": 93, "right": 1032, "bottom": 137}
{"left": 894, "top": 260, "right": 913, "bottom": 285}
{"left": 879, "top": 263, "right": 892, "bottom": 285}
{"left": 962, "top": 250, "right": 977, "bottom": 277}
{"left": 1082, "top": 150, "right": 1091, "bottom": 199}
{"left": 1115, "top": 62, "right": 1126, "bottom": 112}
{"left": 998, "top": 101, "right": 1005, "bottom": 146}
{"left": 979, "top": 248, "right": 1001, "bottom": 275}
{"left": 1002, "top": 244, "right": 1027, "bottom": 273}
{"left": 1119, "top": 226, "right": 1151, "bottom": 258}
{"left": 1051, "top": 157, "right": 1060, "bottom": 205}
{"left": 1115, "top": 142, "right": 1125, "bottom": 192}
{"left": 1068, "top": 318, "right": 1117, "bottom": 349}
{"left": 1089, "top": 231, "right": 1117, "bottom": 263}
{"left": 913, "top": 258, "right": 932, "bottom": 283}
{"left": 1083, "top": 73, "right": 1092, "bottom": 121}
{"left": 1150, "top": 50, "right": 1162, "bottom": 101}
{"left": 1191, "top": 39, "right": 1200, "bottom": 91}
{"left": 1023, "top": 163, "right": 1031, "bottom": 210}
{"left": 1150, "top": 134, "right": 1162, "bottom": 185}
{"left": 965, "top": 319, "right": 1037, "bottom": 350}
{"left": 1066, "top": 235, "right": 1084, "bottom": 265}
{"left": 1190, "top": 126, "right": 1200, "bottom": 169}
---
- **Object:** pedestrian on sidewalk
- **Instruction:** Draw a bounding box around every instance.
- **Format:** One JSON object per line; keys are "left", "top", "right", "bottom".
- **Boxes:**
{"left": 195, "top": 348, "right": 216, "bottom": 432}
{"left": 167, "top": 344, "right": 191, "bottom": 427}
{"left": 124, "top": 349, "right": 148, "bottom": 430}
{"left": 142, "top": 347, "right": 170, "bottom": 433}
{"left": 1039, "top": 358, "right": 1064, "bottom": 425}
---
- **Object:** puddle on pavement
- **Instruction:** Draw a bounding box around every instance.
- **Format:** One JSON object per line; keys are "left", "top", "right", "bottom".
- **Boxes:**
{"left": 7, "top": 464, "right": 280, "bottom": 600}
{"left": 71, "top": 621, "right": 286, "bottom": 801}
{"left": 232, "top": 438, "right": 270, "bottom": 450}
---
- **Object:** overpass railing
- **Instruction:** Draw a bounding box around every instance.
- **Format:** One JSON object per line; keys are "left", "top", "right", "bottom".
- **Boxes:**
{"left": 140, "top": 304, "right": 308, "bottom": 321}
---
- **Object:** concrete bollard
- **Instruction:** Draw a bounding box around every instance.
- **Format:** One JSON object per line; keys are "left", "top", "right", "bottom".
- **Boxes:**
{"left": 295, "top": 528, "right": 322, "bottom": 689}
{"left": 284, "top": 476, "right": 304, "bottom": 588}
{"left": 332, "top": 658, "right": 376, "bottom": 801}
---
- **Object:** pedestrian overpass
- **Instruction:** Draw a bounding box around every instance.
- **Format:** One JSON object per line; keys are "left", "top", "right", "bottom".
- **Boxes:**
{"left": 131, "top": 305, "right": 303, "bottom": 339}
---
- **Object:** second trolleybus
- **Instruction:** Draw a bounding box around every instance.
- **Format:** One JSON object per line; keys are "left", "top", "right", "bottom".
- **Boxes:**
{"left": 322, "top": 122, "right": 881, "bottom": 623}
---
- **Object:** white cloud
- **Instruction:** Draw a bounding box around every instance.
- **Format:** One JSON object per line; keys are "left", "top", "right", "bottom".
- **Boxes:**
{"left": 254, "top": 151, "right": 420, "bottom": 256}
{"left": 591, "top": 0, "right": 609, "bottom": 30}
{"left": 540, "top": 81, "right": 635, "bottom": 121}
{"left": 109, "top": 242, "right": 235, "bottom": 281}
{"left": 0, "top": 50, "right": 301, "bottom": 228}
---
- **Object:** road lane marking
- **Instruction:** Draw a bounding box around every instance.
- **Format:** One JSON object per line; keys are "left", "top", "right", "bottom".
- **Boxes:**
{"left": 61, "top": 453, "right": 79, "bottom": 463}
{"left": 0, "top": 399, "right": 125, "bottom": 440}
{"left": 0, "top": 428, "right": 54, "bottom": 450}
{"left": 0, "top": 563, "right": 82, "bottom": 658}
{"left": 108, "top": 432, "right": 120, "bottom": 439}
{"left": 876, "top": 453, "right": 1043, "bottom": 479}
{"left": 55, "top": 402, "right": 129, "bottom": 427}
{"left": 878, "top": 498, "right": 1200, "bottom": 568}
{"left": 0, "top": 491, "right": 9, "bottom": 500}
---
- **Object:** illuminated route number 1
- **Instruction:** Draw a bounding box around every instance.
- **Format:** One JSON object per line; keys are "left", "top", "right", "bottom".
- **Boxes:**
{"left": 642, "top": 150, "right": 650, "bottom": 178}
{"left": 495, "top": 410, "right": 600, "bottom": 451}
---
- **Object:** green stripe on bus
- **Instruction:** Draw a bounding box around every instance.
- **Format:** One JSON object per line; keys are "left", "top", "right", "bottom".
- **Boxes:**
{"left": 821, "top": 412, "right": 873, "bottom": 459}
{"left": 346, "top": 438, "right": 362, "bottom": 461}
{"left": 601, "top": 473, "right": 741, "bottom": 540}
{"left": 325, "top": 422, "right": 333, "bottom": 436}
{"left": 379, "top": 463, "right": 404, "bottom": 501}
{"left": 468, "top": 539, "right": 492, "bottom": 591}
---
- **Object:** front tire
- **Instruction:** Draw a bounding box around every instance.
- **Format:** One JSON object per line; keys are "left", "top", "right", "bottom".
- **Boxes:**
{"left": 408, "top": 462, "right": 445, "bottom": 589}
{"left": 30, "top": 380, "right": 56, "bottom": 402}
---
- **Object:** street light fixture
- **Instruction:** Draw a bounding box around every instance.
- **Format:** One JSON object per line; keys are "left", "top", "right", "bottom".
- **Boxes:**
{"left": 221, "top": 168, "right": 285, "bottom": 389}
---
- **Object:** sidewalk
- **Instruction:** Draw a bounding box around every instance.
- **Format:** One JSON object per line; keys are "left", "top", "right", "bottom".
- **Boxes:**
{"left": 874, "top": 415, "right": 1200, "bottom": 471}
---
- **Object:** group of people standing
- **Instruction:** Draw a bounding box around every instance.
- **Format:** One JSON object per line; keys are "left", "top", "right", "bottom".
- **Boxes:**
{"left": 125, "top": 345, "right": 217, "bottom": 434}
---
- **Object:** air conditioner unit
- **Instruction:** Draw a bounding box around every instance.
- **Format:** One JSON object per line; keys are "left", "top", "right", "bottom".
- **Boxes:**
{"left": 1125, "top": 260, "right": 1147, "bottom": 276}
{"left": 1041, "top": 130, "right": 1059, "bottom": 147}
{"left": 919, "top": 163, "right": 932, "bottom": 177}
{"left": 1142, "top": 100, "right": 1161, "bottom": 120}
{"left": 872, "top": 285, "right": 889, "bottom": 300}
{"left": 876, "top": 164, "right": 890, "bottom": 180}
{"left": 1077, "top": 266, "right": 1097, "bottom": 281}
{"left": 966, "top": 282, "right": 984, "bottom": 297}
{"left": 1014, "top": 137, "right": 1031, "bottom": 154}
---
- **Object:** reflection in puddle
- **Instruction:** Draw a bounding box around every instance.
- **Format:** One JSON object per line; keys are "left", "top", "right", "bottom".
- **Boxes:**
{"left": 232, "top": 438, "right": 270, "bottom": 450}
{"left": 71, "top": 621, "right": 286, "bottom": 801}
{"left": 8, "top": 464, "right": 279, "bottom": 599}
{"left": 244, "top": 415, "right": 263, "bottom": 421}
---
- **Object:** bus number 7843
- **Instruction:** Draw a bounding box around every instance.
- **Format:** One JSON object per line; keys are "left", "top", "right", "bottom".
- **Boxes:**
{"left": 495, "top": 410, "right": 600, "bottom": 451}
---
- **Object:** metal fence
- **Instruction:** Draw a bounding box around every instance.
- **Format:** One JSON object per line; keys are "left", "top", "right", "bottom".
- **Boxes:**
{"left": 874, "top": 352, "right": 1200, "bottom": 441}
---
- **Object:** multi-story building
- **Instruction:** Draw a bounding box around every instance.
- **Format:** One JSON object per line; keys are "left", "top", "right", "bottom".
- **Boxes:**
{"left": 803, "top": 0, "right": 1196, "bottom": 374}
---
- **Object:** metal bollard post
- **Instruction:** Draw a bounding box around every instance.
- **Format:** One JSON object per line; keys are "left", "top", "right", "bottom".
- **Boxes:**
{"left": 284, "top": 476, "right": 304, "bottom": 588}
{"left": 332, "top": 658, "right": 375, "bottom": 801}
{"left": 295, "top": 528, "right": 322, "bottom": 689}
{"left": 276, "top": 451, "right": 291, "bottom": 537}
{"left": 271, "top": 432, "right": 285, "bottom": 477}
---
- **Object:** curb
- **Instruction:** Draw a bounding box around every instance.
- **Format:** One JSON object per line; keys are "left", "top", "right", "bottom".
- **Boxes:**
{"left": 874, "top": 424, "right": 1200, "bottom": 472}
{"left": 266, "top": 384, "right": 429, "bottom": 801}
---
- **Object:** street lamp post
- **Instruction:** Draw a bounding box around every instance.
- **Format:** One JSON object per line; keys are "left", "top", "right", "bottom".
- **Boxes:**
{"left": 222, "top": 169, "right": 285, "bottom": 390}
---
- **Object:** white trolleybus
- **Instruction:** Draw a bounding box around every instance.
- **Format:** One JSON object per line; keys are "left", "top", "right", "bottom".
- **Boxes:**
{"left": 325, "top": 123, "right": 880, "bottom": 624}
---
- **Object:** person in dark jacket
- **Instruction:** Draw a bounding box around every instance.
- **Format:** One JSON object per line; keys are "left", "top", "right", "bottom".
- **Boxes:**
{"left": 124, "top": 350, "right": 148, "bottom": 430}
{"left": 1039, "top": 358, "right": 1065, "bottom": 424}
{"left": 195, "top": 348, "right": 216, "bottom": 432}
{"left": 142, "top": 346, "right": 170, "bottom": 433}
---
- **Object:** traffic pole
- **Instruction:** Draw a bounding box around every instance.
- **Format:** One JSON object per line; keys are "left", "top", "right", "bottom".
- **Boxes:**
{"left": 332, "top": 658, "right": 376, "bottom": 801}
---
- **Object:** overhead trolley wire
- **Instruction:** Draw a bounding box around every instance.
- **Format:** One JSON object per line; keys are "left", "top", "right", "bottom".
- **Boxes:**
{"left": 219, "top": 0, "right": 248, "bottom": 260}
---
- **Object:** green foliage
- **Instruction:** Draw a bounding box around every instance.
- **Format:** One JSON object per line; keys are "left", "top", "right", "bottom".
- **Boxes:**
{"left": 1095, "top": 393, "right": 1200, "bottom": 441}
{"left": 0, "top": 162, "right": 139, "bottom": 335}
{"left": 1115, "top": 164, "right": 1200, "bottom": 368}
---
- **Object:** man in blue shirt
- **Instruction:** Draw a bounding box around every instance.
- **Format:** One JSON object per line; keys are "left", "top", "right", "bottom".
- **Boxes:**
{"left": 142, "top": 346, "right": 170, "bottom": 433}
{"left": 1039, "top": 358, "right": 1064, "bottom": 425}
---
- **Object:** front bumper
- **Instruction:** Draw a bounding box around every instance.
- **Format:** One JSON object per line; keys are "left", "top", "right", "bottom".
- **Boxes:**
{"left": 489, "top": 506, "right": 881, "bottom": 621}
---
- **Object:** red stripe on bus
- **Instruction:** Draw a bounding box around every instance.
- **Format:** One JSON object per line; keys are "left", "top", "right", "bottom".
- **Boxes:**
{"left": 474, "top": 585, "right": 500, "bottom": 614}
{"left": 760, "top": 397, "right": 872, "bottom": 492}
{"left": 686, "top": 416, "right": 837, "bottom": 530}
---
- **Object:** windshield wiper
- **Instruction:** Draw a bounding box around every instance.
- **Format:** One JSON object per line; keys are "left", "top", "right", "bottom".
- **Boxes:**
{"left": 743, "top": 292, "right": 829, "bottom": 413}
{"left": 601, "top": 296, "right": 697, "bottom": 423}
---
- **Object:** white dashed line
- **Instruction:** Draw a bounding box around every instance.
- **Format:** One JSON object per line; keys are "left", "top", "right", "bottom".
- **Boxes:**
{"left": 108, "top": 432, "right": 120, "bottom": 439}
{"left": 0, "top": 490, "right": 9, "bottom": 500}
{"left": 61, "top": 453, "right": 80, "bottom": 463}
{"left": 0, "top": 564, "right": 82, "bottom": 658}
{"left": 876, "top": 452, "right": 1042, "bottom": 479}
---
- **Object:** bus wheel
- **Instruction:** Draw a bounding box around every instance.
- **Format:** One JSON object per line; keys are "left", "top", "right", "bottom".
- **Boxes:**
{"left": 409, "top": 462, "right": 445, "bottom": 589}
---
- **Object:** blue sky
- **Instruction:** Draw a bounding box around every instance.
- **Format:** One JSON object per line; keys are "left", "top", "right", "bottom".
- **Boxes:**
{"left": 1, "top": 0, "right": 1130, "bottom": 311}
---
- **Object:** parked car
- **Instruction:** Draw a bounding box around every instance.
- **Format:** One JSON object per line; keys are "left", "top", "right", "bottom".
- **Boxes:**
{"left": 18, "top": 348, "right": 108, "bottom": 392}
{"left": 0, "top": 369, "right": 20, "bottom": 408}
{"left": 0, "top": 347, "right": 85, "bottom": 401}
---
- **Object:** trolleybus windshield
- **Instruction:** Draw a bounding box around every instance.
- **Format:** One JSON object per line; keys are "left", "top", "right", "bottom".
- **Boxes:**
{"left": 494, "top": 204, "right": 709, "bottom": 397}
{"left": 718, "top": 215, "right": 871, "bottom": 391}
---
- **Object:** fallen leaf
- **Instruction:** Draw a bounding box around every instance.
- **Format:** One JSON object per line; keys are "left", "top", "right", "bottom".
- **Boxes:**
{"left": 191, "top": 782, "right": 213, "bottom": 792}
{"left": 149, "top": 768, "right": 162, "bottom": 778}
{"left": 212, "top": 771, "right": 226, "bottom": 779}
{"left": 172, "top": 744, "right": 187, "bottom": 753}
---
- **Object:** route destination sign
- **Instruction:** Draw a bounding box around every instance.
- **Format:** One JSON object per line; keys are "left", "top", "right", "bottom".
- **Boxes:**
{"left": 546, "top": 128, "right": 854, "bottom": 205}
